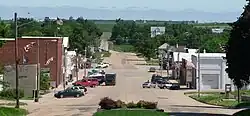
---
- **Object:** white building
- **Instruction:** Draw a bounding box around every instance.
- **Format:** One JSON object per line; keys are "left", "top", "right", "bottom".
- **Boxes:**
{"left": 192, "top": 53, "right": 235, "bottom": 91}
{"left": 65, "top": 51, "right": 76, "bottom": 78}
{"left": 212, "top": 28, "right": 224, "bottom": 33}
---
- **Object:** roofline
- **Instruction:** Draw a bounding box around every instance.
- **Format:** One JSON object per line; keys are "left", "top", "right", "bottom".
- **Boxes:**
{"left": 0, "top": 38, "right": 15, "bottom": 40}
{"left": 21, "top": 36, "right": 64, "bottom": 39}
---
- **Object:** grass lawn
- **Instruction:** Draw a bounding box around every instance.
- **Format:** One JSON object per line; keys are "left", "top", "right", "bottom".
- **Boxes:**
{"left": 233, "top": 109, "right": 250, "bottom": 116}
{"left": 102, "top": 51, "right": 111, "bottom": 57}
{"left": 93, "top": 110, "right": 168, "bottom": 116}
{"left": 0, "top": 107, "right": 28, "bottom": 116}
{"left": 113, "top": 44, "right": 135, "bottom": 52}
{"left": 186, "top": 91, "right": 250, "bottom": 108}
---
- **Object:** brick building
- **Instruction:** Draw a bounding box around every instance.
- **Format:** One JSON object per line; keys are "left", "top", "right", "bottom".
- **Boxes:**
{"left": 0, "top": 37, "right": 68, "bottom": 87}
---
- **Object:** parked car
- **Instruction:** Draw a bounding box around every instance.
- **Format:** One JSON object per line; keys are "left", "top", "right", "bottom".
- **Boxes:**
{"left": 148, "top": 67, "right": 156, "bottom": 72}
{"left": 96, "top": 62, "right": 109, "bottom": 68}
{"left": 89, "top": 74, "right": 105, "bottom": 85}
{"left": 158, "top": 80, "right": 180, "bottom": 90}
{"left": 105, "top": 73, "right": 116, "bottom": 86}
{"left": 54, "top": 89, "right": 84, "bottom": 98}
{"left": 73, "top": 78, "right": 99, "bottom": 87}
{"left": 67, "top": 85, "right": 88, "bottom": 93}
{"left": 151, "top": 74, "right": 164, "bottom": 84}
{"left": 142, "top": 81, "right": 156, "bottom": 88}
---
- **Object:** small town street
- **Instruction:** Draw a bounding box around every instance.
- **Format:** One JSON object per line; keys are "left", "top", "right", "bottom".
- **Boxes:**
{"left": 23, "top": 51, "right": 243, "bottom": 116}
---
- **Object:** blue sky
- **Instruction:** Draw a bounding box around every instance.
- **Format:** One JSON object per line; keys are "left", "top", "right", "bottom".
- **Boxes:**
{"left": 1, "top": 0, "right": 247, "bottom": 12}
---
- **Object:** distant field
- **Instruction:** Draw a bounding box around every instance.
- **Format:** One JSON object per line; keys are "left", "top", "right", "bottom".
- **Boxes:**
{"left": 94, "top": 20, "right": 231, "bottom": 32}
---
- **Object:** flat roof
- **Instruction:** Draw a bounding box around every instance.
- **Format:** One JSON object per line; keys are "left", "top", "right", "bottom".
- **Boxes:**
{"left": 21, "top": 36, "right": 63, "bottom": 39}
{"left": 0, "top": 38, "right": 15, "bottom": 40}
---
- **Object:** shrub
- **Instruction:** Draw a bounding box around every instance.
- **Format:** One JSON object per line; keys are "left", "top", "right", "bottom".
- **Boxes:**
{"left": 116, "top": 100, "right": 126, "bottom": 108}
{"left": 0, "top": 88, "right": 24, "bottom": 99}
{"left": 126, "top": 102, "right": 137, "bottom": 108}
{"left": 136, "top": 100, "right": 146, "bottom": 108}
{"left": 143, "top": 101, "right": 158, "bottom": 109}
{"left": 98, "top": 97, "right": 117, "bottom": 110}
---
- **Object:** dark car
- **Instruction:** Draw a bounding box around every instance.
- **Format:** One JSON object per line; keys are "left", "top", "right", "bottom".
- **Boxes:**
{"left": 151, "top": 74, "right": 164, "bottom": 84}
{"left": 54, "top": 89, "right": 84, "bottom": 98}
{"left": 105, "top": 73, "right": 116, "bottom": 86}
{"left": 148, "top": 67, "right": 156, "bottom": 72}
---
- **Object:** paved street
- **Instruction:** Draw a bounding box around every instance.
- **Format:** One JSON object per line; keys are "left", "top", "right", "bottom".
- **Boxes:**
{"left": 25, "top": 51, "right": 242, "bottom": 116}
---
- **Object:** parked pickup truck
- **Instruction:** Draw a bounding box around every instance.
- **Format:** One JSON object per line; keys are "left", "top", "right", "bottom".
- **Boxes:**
{"left": 73, "top": 78, "right": 99, "bottom": 87}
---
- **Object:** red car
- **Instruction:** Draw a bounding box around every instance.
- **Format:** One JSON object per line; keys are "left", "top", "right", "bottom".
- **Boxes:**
{"left": 73, "top": 78, "right": 99, "bottom": 87}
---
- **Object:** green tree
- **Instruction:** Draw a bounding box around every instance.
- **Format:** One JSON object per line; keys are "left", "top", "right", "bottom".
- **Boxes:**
{"left": 225, "top": 1, "right": 250, "bottom": 103}
{"left": 0, "top": 21, "right": 11, "bottom": 47}
{"left": 40, "top": 71, "right": 50, "bottom": 90}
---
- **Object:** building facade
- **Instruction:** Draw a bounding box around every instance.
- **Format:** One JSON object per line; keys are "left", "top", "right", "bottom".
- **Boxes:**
{"left": 191, "top": 53, "right": 234, "bottom": 91}
{"left": 0, "top": 37, "right": 65, "bottom": 87}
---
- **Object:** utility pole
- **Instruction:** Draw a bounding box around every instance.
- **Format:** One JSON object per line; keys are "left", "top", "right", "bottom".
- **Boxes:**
{"left": 35, "top": 38, "right": 40, "bottom": 102}
{"left": 14, "top": 12, "right": 20, "bottom": 108}
{"left": 63, "top": 47, "right": 67, "bottom": 90}
{"left": 84, "top": 47, "right": 87, "bottom": 78}
{"left": 75, "top": 52, "right": 79, "bottom": 81}
{"left": 198, "top": 46, "right": 201, "bottom": 97}
{"left": 160, "top": 53, "right": 163, "bottom": 76}
{"left": 177, "top": 52, "right": 180, "bottom": 79}
{"left": 166, "top": 52, "right": 169, "bottom": 76}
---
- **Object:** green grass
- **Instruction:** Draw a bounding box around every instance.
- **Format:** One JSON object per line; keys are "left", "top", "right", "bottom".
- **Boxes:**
{"left": 113, "top": 44, "right": 135, "bottom": 52}
{"left": 97, "top": 24, "right": 115, "bottom": 32}
{"left": 0, "top": 107, "right": 28, "bottom": 116}
{"left": 93, "top": 110, "right": 168, "bottom": 116}
{"left": 146, "top": 60, "right": 159, "bottom": 64}
{"left": 231, "top": 90, "right": 250, "bottom": 96}
{"left": 233, "top": 109, "right": 250, "bottom": 116}
{"left": 187, "top": 92, "right": 250, "bottom": 108}
{"left": 102, "top": 51, "right": 111, "bottom": 57}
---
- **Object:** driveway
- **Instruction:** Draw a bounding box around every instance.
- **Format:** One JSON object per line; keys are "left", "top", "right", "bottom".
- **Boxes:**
{"left": 25, "top": 51, "right": 242, "bottom": 116}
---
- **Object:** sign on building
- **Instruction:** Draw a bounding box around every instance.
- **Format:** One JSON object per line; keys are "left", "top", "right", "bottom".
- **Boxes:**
{"left": 151, "top": 27, "right": 165, "bottom": 37}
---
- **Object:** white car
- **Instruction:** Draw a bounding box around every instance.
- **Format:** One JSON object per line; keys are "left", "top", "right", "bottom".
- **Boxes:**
{"left": 158, "top": 80, "right": 180, "bottom": 89}
{"left": 97, "top": 62, "right": 110, "bottom": 68}
{"left": 142, "top": 82, "right": 156, "bottom": 88}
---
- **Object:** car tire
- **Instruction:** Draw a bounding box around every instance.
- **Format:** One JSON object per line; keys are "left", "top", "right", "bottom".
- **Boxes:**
{"left": 60, "top": 94, "right": 64, "bottom": 98}
{"left": 143, "top": 87, "right": 145, "bottom": 88}
{"left": 75, "top": 94, "right": 80, "bottom": 97}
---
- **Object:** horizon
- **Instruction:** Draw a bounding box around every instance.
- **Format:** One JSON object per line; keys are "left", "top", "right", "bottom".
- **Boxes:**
{"left": 0, "top": 0, "right": 247, "bottom": 13}
{"left": 0, "top": 3, "right": 247, "bottom": 22}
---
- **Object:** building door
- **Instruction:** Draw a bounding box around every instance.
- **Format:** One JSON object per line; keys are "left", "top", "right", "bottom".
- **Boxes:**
{"left": 202, "top": 74, "right": 219, "bottom": 89}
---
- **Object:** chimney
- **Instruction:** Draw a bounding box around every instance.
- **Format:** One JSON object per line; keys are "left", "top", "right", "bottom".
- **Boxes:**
{"left": 203, "top": 49, "right": 206, "bottom": 53}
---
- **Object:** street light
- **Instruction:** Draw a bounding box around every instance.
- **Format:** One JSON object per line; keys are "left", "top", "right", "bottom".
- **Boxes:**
{"left": 14, "top": 12, "right": 36, "bottom": 108}
{"left": 75, "top": 49, "right": 79, "bottom": 81}
{"left": 14, "top": 12, "right": 46, "bottom": 107}
{"left": 84, "top": 47, "right": 87, "bottom": 78}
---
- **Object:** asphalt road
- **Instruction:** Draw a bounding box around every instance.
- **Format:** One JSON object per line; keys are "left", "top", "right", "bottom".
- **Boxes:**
{"left": 25, "top": 51, "right": 243, "bottom": 116}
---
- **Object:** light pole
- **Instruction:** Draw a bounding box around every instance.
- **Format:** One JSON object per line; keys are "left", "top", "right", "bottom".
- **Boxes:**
{"left": 14, "top": 12, "right": 19, "bottom": 108}
{"left": 63, "top": 47, "right": 67, "bottom": 90}
{"left": 84, "top": 47, "right": 87, "bottom": 78}
{"left": 34, "top": 38, "right": 40, "bottom": 102}
{"left": 75, "top": 49, "right": 79, "bottom": 81}
{"left": 14, "top": 12, "right": 42, "bottom": 106}
{"left": 197, "top": 47, "right": 201, "bottom": 97}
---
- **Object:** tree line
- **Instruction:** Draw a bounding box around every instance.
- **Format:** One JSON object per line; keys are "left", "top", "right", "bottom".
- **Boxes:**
{"left": 110, "top": 19, "right": 229, "bottom": 60}
{"left": 0, "top": 17, "right": 103, "bottom": 55}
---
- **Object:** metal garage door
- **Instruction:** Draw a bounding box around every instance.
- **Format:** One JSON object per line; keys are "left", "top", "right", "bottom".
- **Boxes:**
{"left": 202, "top": 74, "right": 219, "bottom": 89}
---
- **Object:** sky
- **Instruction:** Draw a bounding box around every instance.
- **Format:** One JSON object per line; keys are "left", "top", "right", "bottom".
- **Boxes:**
{"left": 0, "top": 0, "right": 247, "bottom": 12}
